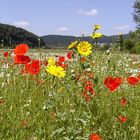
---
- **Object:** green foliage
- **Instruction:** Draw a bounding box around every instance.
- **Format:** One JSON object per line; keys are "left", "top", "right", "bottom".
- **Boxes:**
{"left": 117, "top": 33, "right": 124, "bottom": 51}
{"left": 131, "top": 42, "right": 140, "bottom": 54}
{"left": 0, "top": 23, "right": 45, "bottom": 48}
{"left": 0, "top": 51, "right": 140, "bottom": 139}
{"left": 123, "top": 29, "right": 140, "bottom": 53}
{"left": 129, "top": 29, "right": 140, "bottom": 42}
{"left": 133, "top": 0, "right": 140, "bottom": 28}
{"left": 124, "top": 39, "right": 135, "bottom": 50}
{"left": 135, "top": 43, "right": 140, "bottom": 54}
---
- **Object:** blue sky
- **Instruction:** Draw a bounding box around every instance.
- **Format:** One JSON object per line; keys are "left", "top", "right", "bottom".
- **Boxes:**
{"left": 0, "top": 0, "right": 136, "bottom": 36}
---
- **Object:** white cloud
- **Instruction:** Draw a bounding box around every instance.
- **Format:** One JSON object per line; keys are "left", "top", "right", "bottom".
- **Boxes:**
{"left": 85, "top": 9, "right": 98, "bottom": 16}
{"left": 115, "top": 25, "right": 130, "bottom": 30}
{"left": 78, "top": 9, "right": 98, "bottom": 16}
{"left": 57, "top": 27, "right": 68, "bottom": 32}
{"left": 13, "top": 21, "right": 30, "bottom": 27}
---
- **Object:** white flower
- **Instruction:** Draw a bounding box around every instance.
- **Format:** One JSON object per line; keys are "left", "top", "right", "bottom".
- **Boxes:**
{"left": 2, "top": 64, "right": 9, "bottom": 69}
{"left": 6, "top": 73, "right": 10, "bottom": 77}
{"left": 132, "top": 61, "right": 138, "bottom": 64}
{"left": 71, "top": 70, "right": 74, "bottom": 73}
{"left": 43, "top": 105, "right": 47, "bottom": 110}
{"left": 130, "top": 68, "right": 140, "bottom": 74}
{"left": 1, "top": 82, "right": 5, "bottom": 88}
{"left": 70, "top": 110, "right": 75, "bottom": 113}
{"left": 0, "top": 72, "right": 4, "bottom": 78}
{"left": 86, "top": 68, "right": 91, "bottom": 72}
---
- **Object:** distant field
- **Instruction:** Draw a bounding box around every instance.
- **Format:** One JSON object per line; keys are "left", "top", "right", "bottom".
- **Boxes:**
{"left": 0, "top": 46, "right": 140, "bottom": 139}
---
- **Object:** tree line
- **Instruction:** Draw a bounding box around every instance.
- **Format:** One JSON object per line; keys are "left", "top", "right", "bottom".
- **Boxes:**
{"left": 0, "top": 23, "right": 45, "bottom": 48}
{"left": 123, "top": 0, "right": 140, "bottom": 54}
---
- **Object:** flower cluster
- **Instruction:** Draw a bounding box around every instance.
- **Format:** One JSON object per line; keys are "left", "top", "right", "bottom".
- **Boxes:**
{"left": 1, "top": 24, "right": 139, "bottom": 139}
{"left": 83, "top": 80, "right": 95, "bottom": 102}
{"left": 68, "top": 40, "right": 93, "bottom": 56}
{"left": 104, "top": 76, "right": 123, "bottom": 92}
{"left": 14, "top": 44, "right": 41, "bottom": 75}
{"left": 46, "top": 56, "right": 66, "bottom": 78}
{"left": 91, "top": 24, "right": 103, "bottom": 39}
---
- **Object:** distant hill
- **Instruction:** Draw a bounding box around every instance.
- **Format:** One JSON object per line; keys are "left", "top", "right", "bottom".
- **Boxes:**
{"left": 42, "top": 34, "right": 129, "bottom": 47}
{"left": 0, "top": 23, "right": 130, "bottom": 49}
{"left": 0, "top": 23, "right": 45, "bottom": 48}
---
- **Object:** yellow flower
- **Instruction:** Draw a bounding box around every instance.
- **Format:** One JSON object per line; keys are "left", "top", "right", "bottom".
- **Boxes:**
{"left": 48, "top": 57, "right": 56, "bottom": 66}
{"left": 46, "top": 65, "right": 66, "bottom": 78}
{"left": 95, "top": 24, "right": 101, "bottom": 30}
{"left": 91, "top": 32, "right": 103, "bottom": 39}
{"left": 77, "top": 41, "right": 92, "bottom": 56}
{"left": 68, "top": 40, "right": 78, "bottom": 49}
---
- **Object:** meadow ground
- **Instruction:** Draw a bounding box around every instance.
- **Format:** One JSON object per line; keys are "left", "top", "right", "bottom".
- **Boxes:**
{"left": 0, "top": 48, "right": 140, "bottom": 140}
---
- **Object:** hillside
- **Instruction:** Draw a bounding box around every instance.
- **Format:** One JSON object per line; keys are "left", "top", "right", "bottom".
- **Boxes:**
{"left": 0, "top": 23, "right": 45, "bottom": 48}
{"left": 0, "top": 23, "right": 130, "bottom": 49}
{"left": 42, "top": 34, "right": 129, "bottom": 47}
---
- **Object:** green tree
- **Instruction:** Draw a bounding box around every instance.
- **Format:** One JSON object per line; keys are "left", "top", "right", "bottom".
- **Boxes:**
{"left": 133, "top": 0, "right": 140, "bottom": 28}
{"left": 0, "top": 23, "right": 45, "bottom": 48}
{"left": 117, "top": 33, "right": 124, "bottom": 51}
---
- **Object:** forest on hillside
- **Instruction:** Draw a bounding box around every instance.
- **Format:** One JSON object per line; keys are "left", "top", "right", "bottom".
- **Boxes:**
{"left": 0, "top": 23, "right": 45, "bottom": 48}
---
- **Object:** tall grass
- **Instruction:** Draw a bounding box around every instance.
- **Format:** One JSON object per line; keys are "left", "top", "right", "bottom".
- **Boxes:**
{"left": 0, "top": 50, "right": 140, "bottom": 140}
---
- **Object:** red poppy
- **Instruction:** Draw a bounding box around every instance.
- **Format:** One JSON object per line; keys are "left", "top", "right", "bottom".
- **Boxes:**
{"left": 120, "top": 98, "right": 127, "bottom": 106}
{"left": 84, "top": 80, "right": 93, "bottom": 86}
{"left": 30, "top": 60, "right": 40, "bottom": 75}
{"left": 119, "top": 115, "right": 128, "bottom": 123}
{"left": 22, "top": 60, "right": 40, "bottom": 75}
{"left": 83, "top": 80, "right": 95, "bottom": 101}
{"left": 14, "top": 55, "right": 31, "bottom": 64}
{"left": 67, "top": 51, "right": 73, "bottom": 59}
{"left": 21, "top": 63, "right": 30, "bottom": 75}
{"left": 90, "top": 133, "right": 101, "bottom": 140}
{"left": 44, "top": 61, "right": 48, "bottom": 66}
{"left": 84, "top": 80, "right": 94, "bottom": 91}
{"left": 83, "top": 88, "right": 95, "bottom": 99}
{"left": 3, "top": 52, "right": 9, "bottom": 57}
{"left": 85, "top": 83, "right": 93, "bottom": 91}
{"left": 90, "top": 72, "right": 94, "bottom": 79}
{"left": 82, "top": 91, "right": 91, "bottom": 102}
{"left": 89, "top": 88, "right": 95, "bottom": 95}
{"left": 58, "top": 56, "right": 65, "bottom": 62}
{"left": 104, "top": 76, "right": 123, "bottom": 92}
{"left": 14, "top": 44, "right": 29, "bottom": 55}
{"left": 85, "top": 95, "right": 91, "bottom": 102}
{"left": 57, "top": 61, "right": 68, "bottom": 69}
{"left": 127, "top": 76, "right": 139, "bottom": 85}
{"left": 81, "top": 57, "right": 86, "bottom": 62}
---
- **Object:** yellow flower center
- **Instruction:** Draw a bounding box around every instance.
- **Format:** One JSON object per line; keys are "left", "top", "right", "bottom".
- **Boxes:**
{"left": 56, "top": 71, "right": 60, "bottom": 76}
{"left": 82, "top": 46, "right": 87, "bottom": 52}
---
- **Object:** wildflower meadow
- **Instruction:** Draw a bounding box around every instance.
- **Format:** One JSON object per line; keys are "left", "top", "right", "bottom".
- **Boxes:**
{"left": 0, "top": 25, "right": 140, "bottom": 140}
